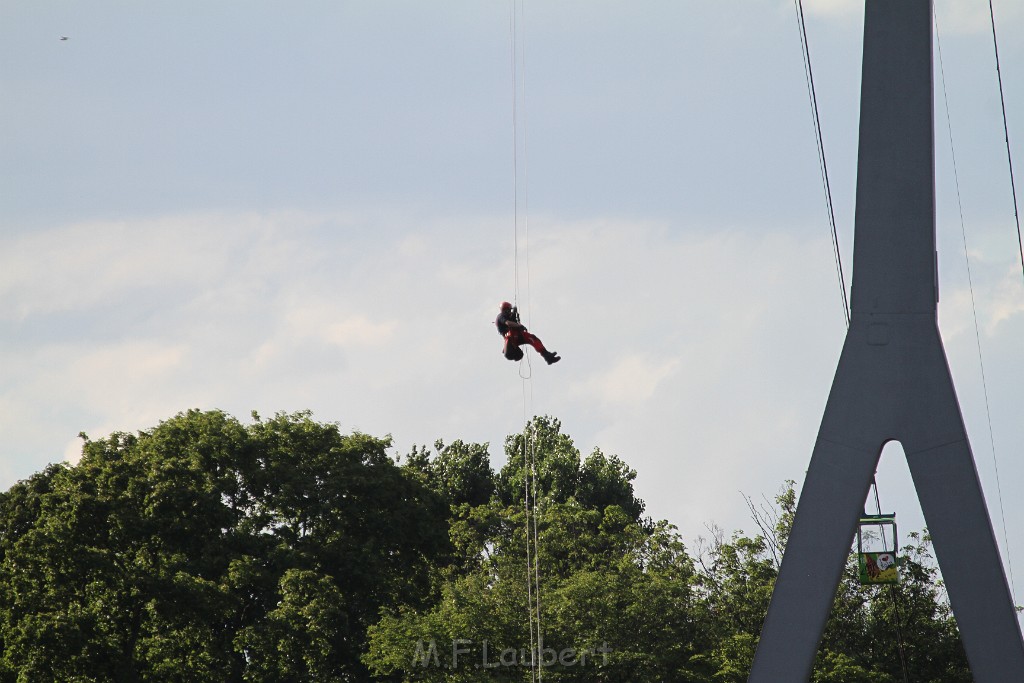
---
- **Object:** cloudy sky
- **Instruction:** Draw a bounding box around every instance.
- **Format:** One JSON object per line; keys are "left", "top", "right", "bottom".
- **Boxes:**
{"left": 2, "top": 0, "right": 1023, "bottom": 609}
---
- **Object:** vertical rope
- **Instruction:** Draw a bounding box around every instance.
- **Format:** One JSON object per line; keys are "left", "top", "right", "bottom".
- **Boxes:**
{"left": 509, "top": 0, "right": 533, "bottom": 328}
{"left": 522, "top": 414, "right": 537, "bottom": 682}
{"left": 520, "top": 391, "right": 542, "bottom": 680}
{"left": 510, "top": 3, "right": 542, "bottom": 675}
{"left": 517, "top": 0, "right": 532, "bottom": 331}
{"left": 509, "top": 0, "right": 520, "bottom": 309}
{"left": 510, "top": 3, "right": 538, "bottom": 678}
{"left": 536, "top": 419, "right": 544, "bottom": 679}
{"left": 935, "top": 9, "right": 1016, "bottom": 600}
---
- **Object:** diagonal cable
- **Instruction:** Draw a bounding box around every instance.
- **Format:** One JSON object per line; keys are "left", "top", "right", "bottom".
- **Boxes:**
{"left": 793, "top": 0, "right": 850, "bottom": 328}
{"left": 936, "top": 8, "right": 1015, "bottom": 600}
{"left": 987, "top": 1, "right": 1024, "bottom": 285}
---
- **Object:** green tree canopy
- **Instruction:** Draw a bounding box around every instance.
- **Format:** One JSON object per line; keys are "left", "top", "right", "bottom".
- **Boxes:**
{"left": 0, "top": 412, "right": 973, "bottom": 682}
{"left": 496, "top": 416, "right": 644, "bottom": 523}
{"left": 0, "top": 410, "right": 450, "bottom": 682}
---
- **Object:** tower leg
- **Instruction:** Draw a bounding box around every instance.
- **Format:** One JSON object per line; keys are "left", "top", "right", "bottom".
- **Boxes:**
{"left": 906, "top": 439, "right": 1024, "bottom": 680}
{"left": 748, "top": 0, "right": 1024, "bottom": 677}
{"left": 748, "top": 438, "right": 879, "bottom": 681}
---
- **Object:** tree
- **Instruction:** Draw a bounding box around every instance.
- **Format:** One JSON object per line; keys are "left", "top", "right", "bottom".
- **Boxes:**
{"left": 825, "top": 531, "right": 970, "bottom": 682}
{"left": 366, "top": 416, "right": 703, "bottom": 682}
{"left": 405, "top": 439, "right": 495, "bottom": 512}
{"left": 689, "top": 482, "right": 971, "bottom": 682}
{"left": 0, "top": 413, "right": 976, "bottom": 681}
{"left": 496, "top": 417, "right": 644, "bottom": 524}
{"left": 235, "top": 569, "right": 348, "bottom": 682}
{"left": 0, "top": 410, "right": 450, "bottom": 682}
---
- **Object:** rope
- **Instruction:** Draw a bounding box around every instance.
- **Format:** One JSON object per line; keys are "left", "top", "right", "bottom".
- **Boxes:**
{"left": 871, "top": 480, "right": 911, "bottom": 683}
{"left": 987, "top": 0, "right": 1024, "bottom": 285}
{"left": 793, "top": 0, "right": 850, "bottom": 328}
{"left": 509, "top": 0, "right": 521, "bottom": 309}
{"left": 518, "top": 0, "right": 532, "bottom": 332}
{"left": 509, "top": 0, "right": 533, "bottom": 328}
{"left": 520, "top": 385, "right": 542, "bottom": 680}
{"left": 510, "top": 2, "right": 541, "bottom": 677}
{"left": 788, "top": 8, "right": 1018, "bottom": 679}
{"left": 518, "top": 349, "right": 532, "bottom": 380}
{"left": 935, "top": 10, "right": 1016, "bottom": 601}
{"left": 522, "top": 414, "right": 537, "bottom": 682}
{"left": 794, "top": 4, "right": 906, "bottom": 675}
{"left": 509, "top": 0, "right": 533, "bottom": 376}
{"left": 530, "top": 418, "right": 543, "bottom": 680}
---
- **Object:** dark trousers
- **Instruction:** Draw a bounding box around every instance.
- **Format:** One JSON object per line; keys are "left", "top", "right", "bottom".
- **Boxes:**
{"left": 503, "top": 329, "right": 548, "bottom": 359}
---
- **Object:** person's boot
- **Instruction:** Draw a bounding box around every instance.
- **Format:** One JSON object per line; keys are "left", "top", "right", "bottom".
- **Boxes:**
{"left": 542, "top": 350, "right": 561, "bottom": 365}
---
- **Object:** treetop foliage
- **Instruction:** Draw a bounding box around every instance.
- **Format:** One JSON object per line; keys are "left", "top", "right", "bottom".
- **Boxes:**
{"left": 0, "top": 410, "right": 971, "bottom": 682}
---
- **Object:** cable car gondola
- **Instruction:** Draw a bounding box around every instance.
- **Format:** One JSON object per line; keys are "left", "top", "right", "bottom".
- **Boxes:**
{"left": 856, "top": 513, "right": 899, "bottom": 585}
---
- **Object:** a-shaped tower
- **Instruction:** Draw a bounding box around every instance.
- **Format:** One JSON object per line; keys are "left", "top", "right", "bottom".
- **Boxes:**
{"left": 748, "top": 2, "right": 1024, "bottom": 680}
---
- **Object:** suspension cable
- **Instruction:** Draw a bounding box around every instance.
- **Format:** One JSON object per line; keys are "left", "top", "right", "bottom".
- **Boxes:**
{"left": 987, "top": 0, "right": 1024, "bottom": 285}
{"left": 794, "top": 2, "right": 906, "bottom": 674}
{"left": 935, "top": 10, "right": 1016, "bottom": 600}
{"left": 793, "top": 0, "right": 850, "bottom": 328}
{"left": 870, "top": 480, "right": 911, "bottom": 683}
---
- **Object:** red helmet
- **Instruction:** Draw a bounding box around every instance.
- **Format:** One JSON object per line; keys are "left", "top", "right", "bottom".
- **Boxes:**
{"left": 499, "top": 301, "right": 513, "bottom": 310}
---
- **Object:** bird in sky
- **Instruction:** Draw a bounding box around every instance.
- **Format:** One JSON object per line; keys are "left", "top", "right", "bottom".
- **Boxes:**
{"left": 60, "top": 36, "right": 69, "bottom": 41}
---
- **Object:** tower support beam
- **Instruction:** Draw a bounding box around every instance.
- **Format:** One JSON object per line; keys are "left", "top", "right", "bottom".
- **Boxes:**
{"left": 748, "top": 2, "right": 1024, "bottom": 680}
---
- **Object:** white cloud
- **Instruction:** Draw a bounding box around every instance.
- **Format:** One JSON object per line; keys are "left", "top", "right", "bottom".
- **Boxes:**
{"left": 939, "top": 250, "right": 1024, "bottom": 340}
{"left": 1, "top": 339, "right": 190, "bottom": 468}
{"left": 289, "top": 308, "right": 399, "bottom": 347}
{"left": 493, "top": 218, "right": 849, "bottom": 535}
{"left": 1, "top": 207, "right": 1021, "bottom": 588}
{"left": 987, "top": 265, "right": 1024, "bottom": 333}
{"left": 64, "top": 437, "right": 86, "bottom": 466}
{"left": 0, "top": 216, "right": 247, "bottom": 321}
{"left": 799, "top": 0, "right": 862, "bottom": 20}
{"left": 574, "top": 354, "right": 681, "bottom": 406}
{"left": 935, "top": 2, "right": 1023, "bottom": 37}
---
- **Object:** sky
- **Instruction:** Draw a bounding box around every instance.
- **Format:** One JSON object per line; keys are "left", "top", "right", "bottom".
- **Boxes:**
{"left": 2, "top": 0, "right": 1023, "bottom": 615}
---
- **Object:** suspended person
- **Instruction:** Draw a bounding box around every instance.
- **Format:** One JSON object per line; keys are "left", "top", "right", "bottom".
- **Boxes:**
{"left": 495, "top": 301, "right": 560, "bottom": 364}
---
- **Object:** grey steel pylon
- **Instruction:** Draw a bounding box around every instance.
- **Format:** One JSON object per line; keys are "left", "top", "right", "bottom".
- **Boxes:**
{"left": 747, "top": 1, "right": 1024, "bottom": 681}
